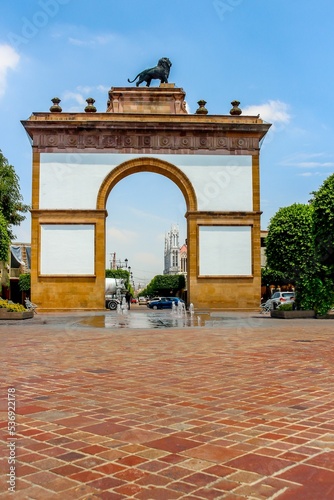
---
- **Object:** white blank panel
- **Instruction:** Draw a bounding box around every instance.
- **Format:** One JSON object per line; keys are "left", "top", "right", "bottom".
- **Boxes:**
{"left": 39, "top": 157, "right": 111, "bottom": 209}
{"left": 39, "top": 153, "right": 252, "bottom": 211}
{"left": 199, "top": 226, "right": 252, "bottom": 276}
{"left": 40, "top": 225, "right": 95, "bottom": 275}
{"left": 180, "top": 160, "right": 253, "bottom": 212}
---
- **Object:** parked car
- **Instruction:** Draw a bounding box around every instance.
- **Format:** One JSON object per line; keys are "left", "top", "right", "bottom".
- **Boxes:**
{"left": 138, "top": 296, "right": 148, "bottom": 305}
{"left": 267, "top": 291, "right": 295, "bottom": 310}
{"left": 147, "top": 296, "right": 164, "bottom": 305}
{"left": 131, "top": 297, "right": 138, "bottom": 304}
{"left": 147, "top": 297, "right": 185, "bottom": 310}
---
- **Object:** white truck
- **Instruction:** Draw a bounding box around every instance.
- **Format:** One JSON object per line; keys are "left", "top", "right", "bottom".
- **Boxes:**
{"left": 105, "top": 278, "right": 127, "bottom": 310}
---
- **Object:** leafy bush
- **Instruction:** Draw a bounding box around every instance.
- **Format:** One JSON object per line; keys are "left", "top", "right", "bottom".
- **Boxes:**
{"left": 141, "top": 274, "right": 186, "bottom": 297}
{"left": 19, "top": 273, "right": 31, "bottom": 291}
{"left": 266, "top": 197, "right": 334, "bottom": 318}
{"left": 311, "top": 173, "right": 334, "bottom": 270}
{"left": 0, "top": 211, "right": 10, "bottom": 262}
{"left": 0, "top": 298, "right": 28, "bottom": 312}
{"left": 0, "top": 150, "right": 29, "bottom": 239}
{"left": 6, "top": 302, "right": 27, "bottom": 312}
{"left": 261, "top": 267, "right": 291, "bottom": 286}
{"left": 266, "top": 203, "right": 314, "bottom": 278}
{"left": 295, "top": 270, "right": 334, "bottom": 316}
{"left": 278, "top": 303, "right": 293, "bottom": 311}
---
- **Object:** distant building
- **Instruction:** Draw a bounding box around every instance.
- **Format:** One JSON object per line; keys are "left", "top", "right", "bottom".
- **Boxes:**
{"left": 0, "top": 242, "right": 31, "bottom": 302}
{"left": 164, "top": 225, "right": 187, "bottom": 277}
{"left": 179, "top": 242, "right": 187, "bottom": 275}
{"left": 261, "top": 230, "right": 268, "bottom": 268}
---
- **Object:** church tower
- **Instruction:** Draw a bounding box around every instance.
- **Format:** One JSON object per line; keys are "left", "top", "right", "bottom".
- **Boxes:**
{"left": 164, "top": 224, "right": 180, "bottom": 275}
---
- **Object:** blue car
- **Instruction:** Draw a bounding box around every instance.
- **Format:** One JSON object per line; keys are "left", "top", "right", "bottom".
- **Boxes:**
{"left": 147, "top": 297, "right": 184, "bottom": 310}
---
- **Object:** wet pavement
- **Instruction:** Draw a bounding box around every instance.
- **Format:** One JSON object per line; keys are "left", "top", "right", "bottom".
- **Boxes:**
{"left": 79, "top": 310, "right": 212, "bottom": 330}
{"left": 1, "top": 308, "right": 334, "bottom": 499}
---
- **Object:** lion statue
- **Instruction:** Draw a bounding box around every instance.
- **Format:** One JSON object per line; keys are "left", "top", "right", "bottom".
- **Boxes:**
{"left": 128, "top": 57, "right": 172, "bottom": 87}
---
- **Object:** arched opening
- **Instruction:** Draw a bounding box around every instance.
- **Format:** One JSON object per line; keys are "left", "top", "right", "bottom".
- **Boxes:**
{"left": 105, "top": 172, "right": 187, "bottom": 290}
{"left": 97, "top": 157, "right": 197, "bottom": 212}
{"left": 97, "top": 157, "right": 197, "bottom": 301}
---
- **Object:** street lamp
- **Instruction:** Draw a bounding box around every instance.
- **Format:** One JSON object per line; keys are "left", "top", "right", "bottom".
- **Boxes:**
{"left": 115, "top": 257, "right": 129, "bottom": 270}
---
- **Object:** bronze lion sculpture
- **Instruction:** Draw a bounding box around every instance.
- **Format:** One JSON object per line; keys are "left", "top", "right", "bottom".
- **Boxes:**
{"left": 128, "top": 57, "right": 172, "bottom": 87}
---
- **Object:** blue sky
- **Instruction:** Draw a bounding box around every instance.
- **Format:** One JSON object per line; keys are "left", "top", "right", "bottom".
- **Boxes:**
{"left": 1, "top": 0, "right": 334, "bottom": 286}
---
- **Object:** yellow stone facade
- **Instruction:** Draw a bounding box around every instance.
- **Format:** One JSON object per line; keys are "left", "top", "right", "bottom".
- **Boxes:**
{"left": 22, "top": 85, "right": 270, "bottom": 311}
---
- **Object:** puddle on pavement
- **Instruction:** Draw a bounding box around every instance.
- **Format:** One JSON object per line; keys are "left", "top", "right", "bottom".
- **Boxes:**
{"left": 79, "top": 311, "right": 211, "bottom": 329}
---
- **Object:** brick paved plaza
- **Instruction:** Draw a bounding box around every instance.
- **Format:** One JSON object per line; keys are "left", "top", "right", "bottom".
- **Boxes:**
{"left": 1, "top": 310, "right": 334, "bottom": 499}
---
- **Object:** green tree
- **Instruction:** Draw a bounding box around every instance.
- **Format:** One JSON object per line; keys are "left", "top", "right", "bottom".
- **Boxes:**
{"left": 0, "top": 150, "right": 29, "bottom": 238}
{"left": 140, "top": 274, "right": 185, "bottom": 297}
{"left": 18, "top": 273, "right": 31, "bottom": 292}
{"left": 311, "top": 173, "right": 334, "bottom": 271}
{"left": 295, "top": 269, "right": 333, "bottom": 316}
{"left": 0, "top": 211, "right": 10, "bottom": 262}
{"left": 266, "top": 202, "right": 334, "bottom": 314}
{"left": 265, "top": 203, "right": 314, "bottom": 279}
{"left": 261, "top": 267, "right": 291, "bottom": 287}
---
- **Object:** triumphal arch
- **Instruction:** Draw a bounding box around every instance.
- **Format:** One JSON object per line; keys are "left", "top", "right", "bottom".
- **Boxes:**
{"left": 22, "top": 83, "right": 270, "bottom": 311}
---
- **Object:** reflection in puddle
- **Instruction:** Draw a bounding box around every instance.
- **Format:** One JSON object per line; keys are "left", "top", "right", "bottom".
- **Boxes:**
{"left": 79, "top": 311, "right": 211, "bottom": 329}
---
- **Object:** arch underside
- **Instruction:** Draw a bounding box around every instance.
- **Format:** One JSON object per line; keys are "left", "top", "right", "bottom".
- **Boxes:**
{"left": 97, "top": 157, "right": 197, "bottom": 212}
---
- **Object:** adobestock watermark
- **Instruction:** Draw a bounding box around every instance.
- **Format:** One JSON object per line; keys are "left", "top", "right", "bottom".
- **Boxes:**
{"left": 7, "top": 0, "right": 71, "bottom": 49}
{"left": 7, "top": 388, "right": 17, "bottom": 493}
{"left": 50, "top": 153, "right": 84, "bottom": 183}
{"left": 196, "top": 162, "right": 243, "bottom": 210}
{"left": 213, "top": 0, "right": 243, "bottom": 21}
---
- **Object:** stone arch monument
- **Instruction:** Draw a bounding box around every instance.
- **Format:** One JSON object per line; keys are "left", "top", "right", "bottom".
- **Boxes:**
{"left": 22, "top": 84, "right": 270, "bottom": 311}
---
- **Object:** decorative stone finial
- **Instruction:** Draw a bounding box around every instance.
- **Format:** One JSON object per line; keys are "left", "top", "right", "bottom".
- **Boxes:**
{"left": 230, "top": 100, "right": 242, "bottom": 115}
{"left": 196, "top": 100, "right": 208, "bottom": 115}
{"left": 85, "top": 97, "right": 97, "bottom": 113}
{"left": 50, "top": 97, "right": 62, "bottom": 113}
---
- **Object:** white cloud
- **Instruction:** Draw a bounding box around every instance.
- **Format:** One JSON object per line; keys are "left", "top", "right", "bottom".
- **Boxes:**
{"left": 107, "top": 227, "right": 137, "bottom": 244}
{"left": 243, "top": 100, "right": 291, "bottom": 128}
{"left": 296, "top": 162, "right": 334, "bottom": 168}
{"left": 76, "top": 85, "right": 93, "bottom": 94}
{"left": 97, "top": 84, "right": 110, "bottom": 93}
{"left": 68, "top": 33, "right": 117, "bottom": 47}
{"left": 297, "top": 171, "right": 326, "bottom": 177}
{"left": 62, "top": 91, "right": 86, "bottom": 105}
{"left": 128, "top": 207, "right": 177, "bottom": 226}
{"left": 61, "top": 85, "right": 109, "bottom": 111}
{"left": 280, "top": 152, "right": 334, "bottom": 169}
{"left": 0, "top": 44, "right": 20, "bottom": 98}
{"left": 68, "top": 37, "right": 87, "bottom": 47}
{"left": 62, "top": 90, "right": 91, "bottom": 111}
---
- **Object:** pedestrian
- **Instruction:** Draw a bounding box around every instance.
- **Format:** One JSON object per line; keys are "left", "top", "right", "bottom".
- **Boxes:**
{"left": 125, "top": 291, "right": 131, "bottom": 310}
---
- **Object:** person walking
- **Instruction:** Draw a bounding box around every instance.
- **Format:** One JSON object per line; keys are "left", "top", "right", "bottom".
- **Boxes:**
{"left": 125, "top": 291, "right": 132, "bottom": 310}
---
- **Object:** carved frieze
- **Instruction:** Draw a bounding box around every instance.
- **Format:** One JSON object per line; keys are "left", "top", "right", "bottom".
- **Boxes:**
{"left": 33, "top": 131, "right": 260, "bottom": 153}
{"left": 64, "top": 135, "right": 78, "bottom": 147}
{"left": 45, "top": 134, "right": 59, "bottom": 147}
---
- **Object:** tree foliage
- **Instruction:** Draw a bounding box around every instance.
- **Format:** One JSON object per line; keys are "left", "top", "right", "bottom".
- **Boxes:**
{"left": 106, "top": 268, "right": 129, "bottom": 283}
{"left": 0, "top": 211, "right": 10, "bottom": 262}
{"left": 265, "top": 203, "right": 314, "bottom": 279}
{"left": 140, "top": 274, "right": 186, "bottom": 297}
{"left": 261, "top": 267, "right": 291, "bottom": 286}
{"left": 311, "top": 173, "right": 334, "bottom": 270}
{"left": 0, "top": 150, "right": 29, "bottom": 239}
{"left": 18, "top": 273, "right": 31, "bottom": 291}
{"left": 296, "top": 268, "right": 334, "bottom": 316}
{"left": 266, "top": 194, "right": 334, "bottom": 315}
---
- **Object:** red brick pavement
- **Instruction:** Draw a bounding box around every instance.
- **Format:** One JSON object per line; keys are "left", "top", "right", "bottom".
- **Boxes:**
{"left": 1, "top": 311, "right": 334, "bottom": 499}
